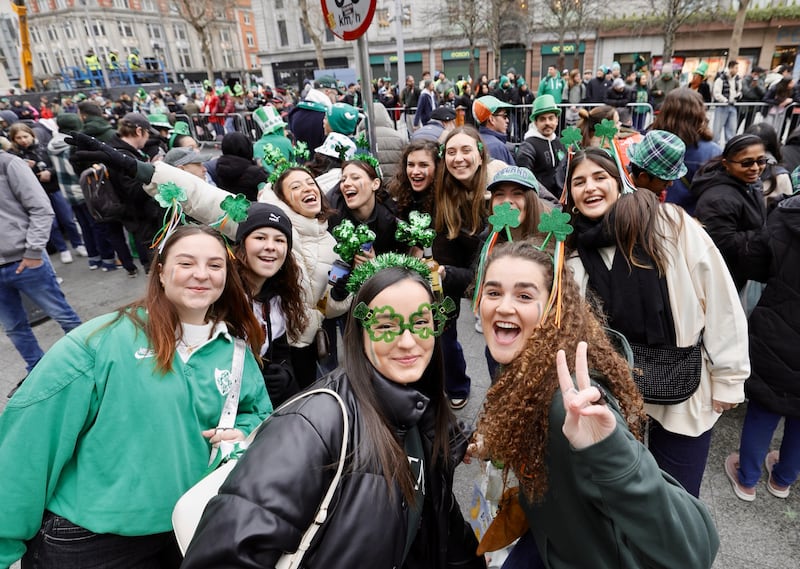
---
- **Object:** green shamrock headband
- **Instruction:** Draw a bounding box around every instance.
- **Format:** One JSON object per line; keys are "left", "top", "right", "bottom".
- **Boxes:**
{"left": 395, "top": 210, "right": 436, "bottom": 249}
{"left": 332, "top": 220, "right": 376, "bottom": 264}
{"left": 264, "top": 141, "right": 311, "bottom": 185}
{"left": 353, "top": 297, "right": 456, "bottom": 343}
{"left": 346, "top": 253, "right": 429, "bottom": 294}
{"left": 471, "top": 202, "right": 522, "bottom": 311}
{"left": 352, "top": 132, "right": 383, "bottom": 179}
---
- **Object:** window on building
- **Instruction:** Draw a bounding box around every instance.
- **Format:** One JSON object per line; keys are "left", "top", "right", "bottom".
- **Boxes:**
{"left": 246, "top": 32, "right": 255, "bottom": 47}
{"left": 172, "top": 24, "right": 187, "bottom": 41}
{"left": 377, "top": 8, "right": 390, "bottom": 28}
{"left": 222, "top": 50, "right": 235, "bottom": 69}
{"left": 47, "top": 24, "right": 58, "bottom": 41}
{"left": 53, "top": 49, "right": 67, "bottom": 70}
{"left": 113, "top": 0, "right": 130, "bottom": 8}
{"left": 141, "top": 0, "right": 156, "bottom": 11}
{"left": 275, "top": 0, "right": 283, "bottom": 8}
{"left": 220, "top": 28, "right": 231, "bottom": 43}
{"left": 177, "top": 47, "right": 192, "bottom": 68}
{"left": 277, "top": 20, "right": 288, "bottom": 46}
{"left": 37, "top": 52, "right": 51, "bottom": 75}
{"left": 35, "top": 0, "right": 49, "bottom": 13}
{"left": 55, "top": 0, "right": 67, "bottom": 9}
{"left": 148, "top": 23, "right": 164, "bottom": 40}
{"left": 85, "top": 20, "right": 106, "bottom": 36}
{"left": 118, "top": 21, "right": 134, "bottom": 37}
{"left": 30, "top": 26, "right": 42, "bottom": 43}
{"left": 250, "top": 54, "right": 259, "bottom": 69}
{"left": 301, "top": 25, "right": 310, "bottom": 45}
{"left": 62, "top": 21, "right": 76, "bottom": 39}
{"left": 243, "top": 12, "right": 251, "bottom": 25}
{"left": 71, "top": 47, "right": 82, "bottom": 66}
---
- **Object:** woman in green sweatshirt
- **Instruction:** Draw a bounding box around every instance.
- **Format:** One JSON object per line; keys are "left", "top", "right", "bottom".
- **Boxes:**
{"left": 0, "top": 225, "right": 271, "bottom": 568}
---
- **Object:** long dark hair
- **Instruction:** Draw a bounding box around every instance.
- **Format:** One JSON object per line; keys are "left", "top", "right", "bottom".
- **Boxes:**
{"left": 234, "top": 241, "right": 308, "bottom": 344}
{"left": 650, "top": 88, "right": 713, "bottom": 147}
{"left": 122, "top": 225, "right": 263, "bottom": 372}
{"left": 387, "top": 139, "right": 440, "bottom": 219}
{"left": 342, "top": 267, "right": 452, "bottom": 502}
{"left": 565, "top": 148, "right": 682, "bottom": 274}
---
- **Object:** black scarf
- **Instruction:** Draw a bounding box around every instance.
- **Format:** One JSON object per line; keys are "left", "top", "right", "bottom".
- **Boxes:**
{"left": 575, "top": 215, "right": 677, "bottom": 346}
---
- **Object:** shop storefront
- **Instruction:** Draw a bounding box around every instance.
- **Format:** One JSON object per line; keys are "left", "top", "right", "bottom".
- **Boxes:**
{"left": 541, "top": 42, "right": 585, "bottom": 75}
{"left": 772, "top": 26, "right": 799, "bottom": 77}
{"left": 442, "top": 49, "right": 480, "bottom": 81}
{"left": 369, "top": 52, "right": 423, "bottom": 83}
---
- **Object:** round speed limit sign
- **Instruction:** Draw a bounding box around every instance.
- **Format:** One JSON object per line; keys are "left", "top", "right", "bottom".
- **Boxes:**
{"left": 321, "top": 0, "right": 377, "bottom": 41}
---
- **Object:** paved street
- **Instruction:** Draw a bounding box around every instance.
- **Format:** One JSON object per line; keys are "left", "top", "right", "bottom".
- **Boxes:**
{"left": 1, "top": 252, "right": 798, "bottom": 568}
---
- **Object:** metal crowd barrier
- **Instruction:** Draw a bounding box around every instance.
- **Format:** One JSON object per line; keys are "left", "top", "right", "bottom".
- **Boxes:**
{"left": 703, "top": 101, "right": 798, "bottom": 143}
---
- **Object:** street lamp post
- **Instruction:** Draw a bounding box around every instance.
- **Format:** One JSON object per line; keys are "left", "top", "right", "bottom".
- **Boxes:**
{"left": 394, "top": 0, "right": 405, "bottom": 84}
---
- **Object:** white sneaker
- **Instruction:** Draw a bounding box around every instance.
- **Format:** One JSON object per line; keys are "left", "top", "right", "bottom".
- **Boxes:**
{"left": 74, "top": 245, "right": 88, "bottom": 257}
{"left": 60, "top": 250, "right": 73, "bottom": 264}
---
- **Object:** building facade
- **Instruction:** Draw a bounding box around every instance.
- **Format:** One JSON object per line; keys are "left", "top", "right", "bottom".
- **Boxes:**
{"left": 19, "top": 0, "right": 259, "bottom": 87}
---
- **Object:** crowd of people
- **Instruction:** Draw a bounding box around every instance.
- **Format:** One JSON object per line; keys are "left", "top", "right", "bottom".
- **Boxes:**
{"left": 0, "top": 59, "right": 799, "bottom": 568}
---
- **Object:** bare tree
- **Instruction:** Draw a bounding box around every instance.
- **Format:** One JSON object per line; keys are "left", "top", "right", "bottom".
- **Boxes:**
{"left": 484, "top": 0, "right": 519, "bottom": 75}
{"left": 171, "top": 0, "right": 235, "bottom": 82}
{"left": 431, "top": 0, "right": 487, "bottom": 81}
{"left": 538, "top": 0, "right": 601, "bottom": 70}
{"left": 299, "top": 0, "right": 326, "bottom": 70}
{"left": 649, "top": 0, "right": 718, "bottom": 63}
{"left": 728, "top": 0, "right": 750, "bottom": 62}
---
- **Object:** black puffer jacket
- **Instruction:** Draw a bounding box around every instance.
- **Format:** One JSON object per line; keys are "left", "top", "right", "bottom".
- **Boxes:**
{"left": 182, "top": 369, "right": 485, "bottom": 569}
{"left": 108, "top": 135, "right": 162, "bottom": 243}
{"left": 216, "top": 133, "right": 268, "bottom": 202}
{"left": 781, "top": 127, "right": 800, "bottom": 174}
{"left": 326, "top": 187, "right": 405, "bottom": 254}
{"left": 692, "top": 167, "right": 768, "bottom": 289}
{"left": 746, "top": 194, "right": 800, "bottom": 417}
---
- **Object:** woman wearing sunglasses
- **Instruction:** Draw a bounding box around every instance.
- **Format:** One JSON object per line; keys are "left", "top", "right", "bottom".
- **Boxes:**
{"left": 692, "top": 134, "right": 769, "bottom": 291}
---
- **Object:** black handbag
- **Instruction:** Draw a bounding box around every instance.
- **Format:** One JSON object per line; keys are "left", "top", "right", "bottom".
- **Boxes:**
{"left": 262, "top": 305, "right": 299, "bottom": 407}
{"left": 607, "top": 328, "right": 705, "bottom": 405}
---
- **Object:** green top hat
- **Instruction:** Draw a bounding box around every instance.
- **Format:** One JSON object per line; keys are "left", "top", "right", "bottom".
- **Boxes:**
{"left": 694, "top": 62, "right": 709, "bottom": 77}
{"left": 253, "top": 105, "right": 285, "bottom": 135}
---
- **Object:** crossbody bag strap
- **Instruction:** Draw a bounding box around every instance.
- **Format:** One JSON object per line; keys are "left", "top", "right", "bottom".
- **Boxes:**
{"left": 275, "top": 388, "right": 350, "bottom": 569}
{"left": 208, "top": 338, "right": 247, "bottom": 465}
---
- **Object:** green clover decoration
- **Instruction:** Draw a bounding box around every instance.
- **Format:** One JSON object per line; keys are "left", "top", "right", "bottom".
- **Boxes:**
{"left": 219, "top": 194, "right": 251, "bottom": 223}
{"left": 395, "top": 210, "right": 436, "bottom": 248}
{"left": 154, "top": 182, "right": 187, "bottom": 209}
{"left": 293, "top": 141, "right": 310, "bottom": 162}
{"left": 488, "top": 202, "right": 521, "bottom": 241}
{"left": 332, "top": 220, "right": 376, "bottom": 263}
{"left": 355, "top": 132, "right": 370, "bottom": 151}
{"left": 263, "top": 143, "right": 285, "bottom": 166}
{"left": 594, "top": 119, "right": 618, "bottom": 144}
{"left": 353, "top": 299, "right": 455, "bottom": 342}
{"left": 334, "top": 143, "right": 349, "bottom": 163}
{"left": 559, "top": 126, "right": 582, "bottom": 150}
{"left": 537, "top": 209, "right": 574, "bottom": 250}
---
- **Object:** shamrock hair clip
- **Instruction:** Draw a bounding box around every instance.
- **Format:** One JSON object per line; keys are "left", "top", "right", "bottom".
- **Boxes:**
{"left": 594, "top": 119, "right": 618, "bottom": 149}
{"left": 395, "top": 210, "right": 436, "bottom": 249}
{"left": 211, "top": 193, "right": 251, "bottom": 232}
{"left": 559, "top": 126, "right": 582, "bottom": 151}
{"left": 351, "top": 131, "right": 382, "bottom": 179}
{"left": 151, "top": 182, "right": 187, "bottom": 252}
{"left": 536, "top": 210, "right": 575, "bottom": 327}
{"left": 471, "top": 202, "right": 522, "bottom": 312}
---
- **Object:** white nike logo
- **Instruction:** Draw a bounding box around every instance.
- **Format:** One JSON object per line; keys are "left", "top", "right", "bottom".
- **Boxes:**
{"left": 134, "top": 348, "right": 156, "bottom": 359}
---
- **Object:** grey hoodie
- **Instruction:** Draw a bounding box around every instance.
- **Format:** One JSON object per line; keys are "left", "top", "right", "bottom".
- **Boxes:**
{"left": 0, "top": 151, "right": 54, "bottom": 263}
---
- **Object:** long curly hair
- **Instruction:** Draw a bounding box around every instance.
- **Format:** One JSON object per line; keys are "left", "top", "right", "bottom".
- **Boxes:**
{"left": 476, "top": 241, "right": 645, "bottom": 503}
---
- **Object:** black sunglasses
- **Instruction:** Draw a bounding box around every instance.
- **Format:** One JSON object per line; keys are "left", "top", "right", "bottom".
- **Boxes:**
{"left": 727, "top": 157, "right": 768, "bottom": 168}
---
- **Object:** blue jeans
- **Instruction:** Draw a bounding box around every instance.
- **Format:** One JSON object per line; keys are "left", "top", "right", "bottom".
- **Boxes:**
{"left": 72, "top": 203, "right": 114, "bottom": 262}
{"left": 47, "top": 191, "right": 83, "bottom": 252}
{"left": 647, "top": 419, "right": 713, "bottom": 498}
{"left": 0, "top": 256, "right": 82, "bottom": 372}
{"left": 738, "top": 398, "right": 800, "bottom": 488}
{"left": 713, "top": 105, "right": 738, "bottom": 145}
{"left": 22, "top": 511, "right": 181, "bottom": 569}
{"left": 441, "top": 322, "right": 470, "bottom": 399}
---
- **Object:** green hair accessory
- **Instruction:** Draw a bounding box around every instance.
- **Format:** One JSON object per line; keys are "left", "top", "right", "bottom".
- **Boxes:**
{"left": 264, "top": 141, "right": 312, "bottom": 185}
{"left": 151, "top": 182, "right": 187, "bottom": 252}
{"left": 351, "top": 132, "right": 382, "bottom": 178}
{"left": 332, "top": 220, "right": 376, "bottom": 264}
{"left": 346, "top": 252, "right": 429, "bottom": 295}
{"left": 395, "top": 210, "right": 436, "bottom": 249}
{"left": 471, "top": 202, "right": 522, "bottom": 311}
{"left": 594, "top": 119, "right": 618, "bottom": 149}
{"left": 353, "top": 298, "right": 455, "bottom": 342}
{"left": 559, "top": 126, "right": 582, "bottom": 150}
{"left": 210, "top": 193, "right": 251, "bottom": 233}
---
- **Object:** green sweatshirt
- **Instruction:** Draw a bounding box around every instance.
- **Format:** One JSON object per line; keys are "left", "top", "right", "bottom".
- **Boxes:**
{"left": 522, "top": 388, "right": 719, "bottom": 569}
{"left": 0, "top": 311, "right": 271, "bottom": 566}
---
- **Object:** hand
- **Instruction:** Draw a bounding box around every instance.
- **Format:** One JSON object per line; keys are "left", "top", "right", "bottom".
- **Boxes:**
{"left": 353, "top": 247, "right": 376, "bottom": 266}
{"left": 557, "top": 342, "right": 616, "bottom": 450}
{"left": 37, "top": 170, "right": 51, "bottom": 183}
{"left": 712, "top": 399, "right": 739, "bottom": 414}
{"left": 65, "top": 131, "right": 139, "bottom": 177}
{"left": 16, "top": 258, "right": 43, "bottom": 274}
{"left": 438, "top": 264, "right": 446, "bottom": 280}
{"left": 465, "top": 433, "right": 486, "bottom": 464}
{"left": 64, "top": 131, "right": 104, "bottom": 151}
{"left": 25, "top": 159, "right": 36, "bottom": 168}
{"left": 201, "top": 427, "right": 245, "bottom": 446}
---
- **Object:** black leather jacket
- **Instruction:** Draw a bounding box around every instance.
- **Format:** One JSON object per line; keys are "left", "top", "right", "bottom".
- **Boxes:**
{"left": 182, "top": 369, "right": 485, "bottom": 569}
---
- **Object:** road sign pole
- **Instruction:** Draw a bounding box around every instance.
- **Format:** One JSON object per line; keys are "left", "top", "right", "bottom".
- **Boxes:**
{"left": 356, "top": 34, "right": 377, "bottom": 155}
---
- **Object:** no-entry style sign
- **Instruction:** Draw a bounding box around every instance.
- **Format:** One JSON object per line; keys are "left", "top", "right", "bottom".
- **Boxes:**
{"left": 321, "top": 0, "right": 377, "bottom": 41}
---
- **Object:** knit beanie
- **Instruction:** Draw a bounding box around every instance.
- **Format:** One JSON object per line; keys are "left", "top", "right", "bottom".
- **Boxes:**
{"left": 326, "top": 103, "right": 360, "bottom": 135}
{"left": 56, "top": 113, "right": 83, "bottom": 132}
{"left": 235, "top": 202, "right": 293, "bottom": 248}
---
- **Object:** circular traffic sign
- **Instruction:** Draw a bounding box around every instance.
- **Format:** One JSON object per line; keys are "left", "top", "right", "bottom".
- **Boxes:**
{"left": 321, "top": 0, "right": 376, "bottom": 41}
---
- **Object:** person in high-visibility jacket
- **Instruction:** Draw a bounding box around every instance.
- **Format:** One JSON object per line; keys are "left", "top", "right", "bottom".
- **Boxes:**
{"left": 107, "top": 50, "right": 120, "bottom": 70}
{"left": 84, "top": 49, "right": 101, "bottom": 72}
{"left": 127, "top": 49, "right": 141, "bottom": 71}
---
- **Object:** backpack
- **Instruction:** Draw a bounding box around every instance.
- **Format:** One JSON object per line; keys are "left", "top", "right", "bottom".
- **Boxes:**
{"left": 79, "top": 163, "right": 125, "bottom": 222}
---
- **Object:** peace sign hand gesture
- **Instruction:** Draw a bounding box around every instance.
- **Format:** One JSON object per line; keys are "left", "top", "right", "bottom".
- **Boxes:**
{"left": 557, "top": 342, "right": 617, "bottom": 450}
